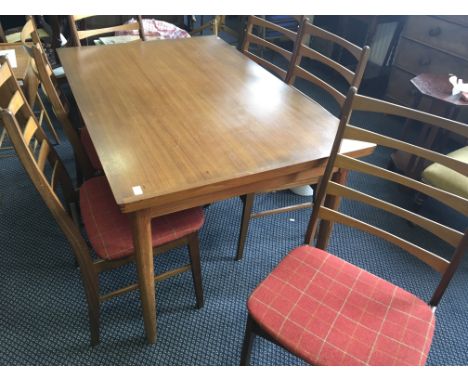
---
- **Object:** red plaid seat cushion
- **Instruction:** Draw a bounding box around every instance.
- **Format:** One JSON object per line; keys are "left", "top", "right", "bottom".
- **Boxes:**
{"left": 80, "top": 128, "right": 103, "bottom": 171}
{"left": 248, "top": 245, "right": 435, "bottom": 365}
{"left": 80, "top": 176, "right": 205, "bottom": 260}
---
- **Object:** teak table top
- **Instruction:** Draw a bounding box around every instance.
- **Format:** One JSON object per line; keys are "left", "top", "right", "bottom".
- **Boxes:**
{"left": 58, "top": 36, "right": 373, "bottom": 215}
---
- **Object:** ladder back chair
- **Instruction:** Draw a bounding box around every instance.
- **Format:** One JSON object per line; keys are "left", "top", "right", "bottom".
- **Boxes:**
{"left": 68, "top": 15, "right": 145, "bottom": 46}
{"left": 0, "top": 58, "right": 205, "bottom": 346}
{"left": 235, "top": 19, "right": 370, "bottom": 261}
{"left": 190, "top": 16, "right": 239, "bottom": 39}
{"left": 240, "top": 87, "right": 468, "bottom": 365}
{"left": 241, "top": 15, "right": 302, "bottom": 81}
{"left": 31, "top": 42, "right": 97, "bottom": 182}
{"left": 19, "top": 16, "right": 60, "bottom": 144}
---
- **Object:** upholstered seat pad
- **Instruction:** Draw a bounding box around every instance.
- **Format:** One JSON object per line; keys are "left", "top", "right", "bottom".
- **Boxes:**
{"left": 248, "top": 245, "right": 435, "bottom": 365}
{"left": 422, "top": 145, "right": 468, "bottom": 199}
{"left": 80, "top": 128, "right": 103, "bottom": 171}
{"left": 80, "top": 176, "right": 205, "bottom": 260}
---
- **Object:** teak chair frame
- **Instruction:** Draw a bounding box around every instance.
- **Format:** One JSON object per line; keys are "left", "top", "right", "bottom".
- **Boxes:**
{"left": 236, "top": 18, "right": 370, "bottom": 261}
{"left": 241, "top": 15, "right": 301, "bottom": 81}
{"left": 2, "top": 16, "right": 61, "bottom": 146}
{"left": 240, "top": 87, "right": 468, "bottom": 365}
{"left": 68, "top": 15, "right": 146, "bottom": 46}
{"left": 30, "top": 42, "right": 95, "bottom": 182}
{"left": 0, "top": 58, "right": 204, "bottom": 346}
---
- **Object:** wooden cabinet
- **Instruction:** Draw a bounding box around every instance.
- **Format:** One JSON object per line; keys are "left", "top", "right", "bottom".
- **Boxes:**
{"left": 386, "top": 16, "right": 468, "bottom": 109}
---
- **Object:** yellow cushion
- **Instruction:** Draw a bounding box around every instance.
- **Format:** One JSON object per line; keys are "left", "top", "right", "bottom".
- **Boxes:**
{"left": 422, "top": 146, "right": 468, "bottom": 199}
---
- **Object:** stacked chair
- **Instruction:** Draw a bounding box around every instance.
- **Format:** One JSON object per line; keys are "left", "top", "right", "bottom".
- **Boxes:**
{"left": 240, "top": 86, "right": 468, "bottom": 365}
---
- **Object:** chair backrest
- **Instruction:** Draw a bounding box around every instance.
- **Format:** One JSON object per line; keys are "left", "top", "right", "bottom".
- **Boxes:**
{"left": 286, "top": 19, "right": 370, "bottom": 111}
{"left": 241, "top": 15, "right": 302, "bottom": 81}
{"left": 68, "top": 15, "right": 145, "bottom": 46}
{"left": 306, "top": 86, "right": 468, "bottom": 308}
{"left": 0, "top": 57, "right": 97, "bottom": 296}
{"left": 30, "top": 43, "right": 94, "bottom": 179}
{"left": 19, "top": 16, "right": 42, "bottom": 45}
{"left": 0, "top": 58, "right": 94, "bottom": 263}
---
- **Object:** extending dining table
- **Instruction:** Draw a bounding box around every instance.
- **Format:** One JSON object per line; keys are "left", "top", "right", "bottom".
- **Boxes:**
{"left": 58, "top": 36, "right": 375, "bottom": 344}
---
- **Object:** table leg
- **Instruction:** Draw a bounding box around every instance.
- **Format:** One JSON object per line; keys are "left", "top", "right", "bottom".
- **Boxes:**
{"left": 315, "top": 168, "right": 348, "bottom": 250}
{"left": 130, "top": 209, "right": 156, "bottom": 344}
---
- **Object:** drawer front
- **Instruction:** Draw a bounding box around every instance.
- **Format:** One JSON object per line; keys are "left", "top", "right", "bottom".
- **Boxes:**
{"left": 385, "top": 67, "right": 417, "bottom": 106}
{"left": 394, "top": 38, "right": 468, "bottom": 78}
{"left": 402, "top": 16, "right": 468, "bottom": 59}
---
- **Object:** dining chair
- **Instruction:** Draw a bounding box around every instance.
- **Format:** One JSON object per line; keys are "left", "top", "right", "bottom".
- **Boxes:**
{"left": 240, "top": 86, "right": 468, "bottom": 365}
{"left": 0, "top": 58, "right": 205, "bottom": 346}
{"left": 18, "top": 16, "right": 61, "bottom": 144}
{"left": 68, "top": 15, "right": 146, "bottom": 46}
{"left": 190, "top": 16, "right": 239, "bottom": 39}
{"left": 240, "top": 15, "right": 302, "bottom": 81}
{"left": 31, "top": 42, "right": 97, "bottom": 182}
{"left": 235, "top": 19, "right": 370, "bottom": 261}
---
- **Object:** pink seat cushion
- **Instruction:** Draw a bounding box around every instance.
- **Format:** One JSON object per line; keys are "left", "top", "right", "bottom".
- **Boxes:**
{"left": 80, "top": 128, "right": 102, "bottom": 171}
{"left": 248, "top": 245, "right": 435, "bottom": 365}
{"left": 120, "top": 18, "right": 191, "bottom": 40}
{"left": 80, "top": 176, "right": 204, "bottom": 260}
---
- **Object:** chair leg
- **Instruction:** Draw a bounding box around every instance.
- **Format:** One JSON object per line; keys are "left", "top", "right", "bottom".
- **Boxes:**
{"left": 240, "top": 313, "right": 257, "bottom": 366}
{"left": 80, "top": 269, "right": 100, "bottom": 346}
{"left": 188, "top": 233, "right": 204, "bottom": 309}
{"left": 235, "top": 193, "right": 255, "bottom": 261}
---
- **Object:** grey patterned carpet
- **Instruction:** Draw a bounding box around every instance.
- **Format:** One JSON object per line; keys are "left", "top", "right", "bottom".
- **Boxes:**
{"left": 1, "top": 32, "right": 467, "bottom": 365}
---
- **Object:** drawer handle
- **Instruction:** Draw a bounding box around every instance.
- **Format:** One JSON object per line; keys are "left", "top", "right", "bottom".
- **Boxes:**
{"left": 419, "top": 57, "right": 432, "bottom": 66}
{"left": 428, "top": 27, "right": 441, "bottom": 37}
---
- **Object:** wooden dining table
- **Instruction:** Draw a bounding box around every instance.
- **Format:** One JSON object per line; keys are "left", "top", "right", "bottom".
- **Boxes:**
{"left": 58, "top": 36, "right": 375, "bottom": 344}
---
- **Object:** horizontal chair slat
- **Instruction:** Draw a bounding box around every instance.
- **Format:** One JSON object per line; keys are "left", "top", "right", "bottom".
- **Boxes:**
{"left": 77, "top": 22, "right": 139, "bottom": 40}
{"left": 293, "top": 66, "right": 345, "bottom": 106}
{"left": 344, "top": 125, "right": 468, "bottom": 176}
{"left": 299, "top": 44, "right": 355, "bottom": 84}
{"left": 248, "top": 33, "right": 293, "bottom": 61}
{"left": 303, "top": 22, "right": 363, "bottom": 60}
{"left": 8, "top": 90, "right": 26, "bottom": 116}
{"left": 0, "top": 62, "right": 13, "bottom": 87}
{"left": 243, "top": 50, "right": 287, "bottom": 79}
{"left": 249, "top": 16, "right": 298, "bottom": 41}
{"left": 335, "top": 154, "right": 468, "bottom": 216}
{"left": 23, "top": 116, "right": 38, "bottom": 145}
{"left": 353, "top": 94, "right": 468, "bottom": 139}
{"left": 36, "top": 139, "right": 50, "bottom": 172}
{"left": 318, "top": 206, "right": 450, "bottom": 273}
{"left": 326, "top": 181, "right": 464, "bottom": 247}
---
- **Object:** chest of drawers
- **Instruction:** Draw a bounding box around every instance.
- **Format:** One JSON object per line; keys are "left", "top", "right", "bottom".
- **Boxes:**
{"left": 386, "top": 16, "right": 468, "bottom": 110}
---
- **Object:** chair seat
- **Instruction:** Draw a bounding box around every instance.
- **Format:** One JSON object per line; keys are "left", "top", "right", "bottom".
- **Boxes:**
{"left": 422, "top": 145, "right": 468, "bottom": 199}
{"left": 80, "top": 176, "right": 205, "bottom": 260}
{"left": 248, "top": 245, "right": 435, "bottom": 365}
{"left": 79, "top": 127, "right": 103, "bottom": 171}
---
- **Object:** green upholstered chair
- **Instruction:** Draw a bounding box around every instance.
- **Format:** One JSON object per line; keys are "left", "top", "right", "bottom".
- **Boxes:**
{"left": 422, "top": 145, "right": 468, "bottom": 200}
